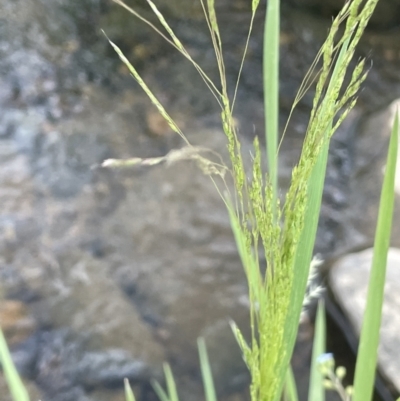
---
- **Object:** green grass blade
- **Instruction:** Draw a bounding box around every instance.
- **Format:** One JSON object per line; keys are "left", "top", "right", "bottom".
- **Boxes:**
{"left": 164, "top": 363, "right": 179, "bottom": 401}
{"left": 152, "top": 380, "right": 171, "bottom": 401}
{"left": 278, "top": 135, "right": 329, "bottom": 401}
{"left": 284, "top": 365, "right": 299, "bottom": 401}
{"left": 198, "top": 338, "right": 217, "bottom": 401}
{"left": 0, "top": 329, "right": 30, "bottom": 401}
{"left": 308, "top": 300, "right": 326, "bottom": 401}
{"left": 352, "top": 112, "right": 399, "bottom": 401}
{"left": 263, "top": 0, "right": 280, "bottom": 202}
{"left": 124, "top": 379, "right": 136, "bottom": 401}
{"left": 278, "top": 37, "right": 351, "bottom": 401}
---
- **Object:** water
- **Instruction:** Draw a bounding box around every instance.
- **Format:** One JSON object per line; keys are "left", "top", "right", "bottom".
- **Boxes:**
{"left": 1, "top": 1, "right": 400, "bottom": 400}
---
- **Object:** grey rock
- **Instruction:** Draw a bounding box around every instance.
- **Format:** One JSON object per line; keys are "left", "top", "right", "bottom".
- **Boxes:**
{"left": 286, "top": 0, "right": 400, "bottom": 28}
{"left": 33, "top": 329, "right": 154, "bottom": 400}
{"left": 77, "top": 350, "right": 150, "bottom": 388}
{"left": 330, "top": 248, "right": 400, "bottom": 392}
{"left": 341, "top": 99, "right": 400, "bottom": 251}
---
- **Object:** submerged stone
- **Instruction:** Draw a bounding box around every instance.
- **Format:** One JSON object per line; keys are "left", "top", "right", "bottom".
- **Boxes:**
{"left": 330, "top": 248, "right": 400, "bottom": 393}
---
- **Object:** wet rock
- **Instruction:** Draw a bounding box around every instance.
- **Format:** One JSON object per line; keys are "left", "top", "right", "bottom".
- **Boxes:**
{"left": 341, "top": 99, "right": 400, "bottom": 250}
{"left": 0, "top": 373, "right": 43, "bottom": 401}
{"left": 9, "top": 334, "right": 40, "bottom": 379}
{"left": 0, "top": 300, "right": 36, "bottom": 345}
{"left": 99, "top": 122, "right": 254, "bottom": 398}
{"left": 78, "top": 350, "right": 150, "bottom": 388}
{"left": 33, "top": 252, "right": 166, "bottom": 369}
{"left": 31, "top": 329, "right": 156, "bottom": 401}
{"left": 88, "top": 387, "right": 135, "bottom": 401}
{"left": 286, "top": 0, "right": 400, "bottom": 29}
{"left": 329, "top": 248, "right": 400, "bottom": 392}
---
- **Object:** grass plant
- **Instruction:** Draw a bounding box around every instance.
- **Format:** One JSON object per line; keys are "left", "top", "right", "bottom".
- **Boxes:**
{"left": 0, "top": 1, "right": 398, "bottom": 401}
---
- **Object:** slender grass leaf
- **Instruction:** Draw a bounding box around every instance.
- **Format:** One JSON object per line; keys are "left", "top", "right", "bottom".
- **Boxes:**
{"left": 124, "top": 379, "right": 136, "bottom": 401}
{"left": 278, "top": 135, "right": 330, "bottom": 401}
{"left": 308, "top": 300, "right": 326, "bottom": 401}
{"left": 352, "top": 112, "right": 399, "bottom": 401}
{"left": 152, "top": 380, "right": 170, "bottom": 401}
{"left": 198, "top": 338, "right": 217, "bottom": 401}
{"left": 164, "top": 363, "right": 179, "bottom": 401}
{"left": 278, "top": 36, "right": 352, "bottom": 401}
{"left": 264, "top": 0, "right": 280, "bottom": 201}
{"left": 0, "top": 329, "right": 30, "bottom": 401}
{"left": 284, "top": 366, "right": 299, "bottom": 401}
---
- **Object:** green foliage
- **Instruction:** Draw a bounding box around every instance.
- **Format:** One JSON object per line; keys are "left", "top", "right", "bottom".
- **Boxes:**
{"left": 283, "top": 366, "right": 299, "bottom": 401}
{"left": 317, "top": 353, "right": 352, "bottom": 401}
{"left": 352, "top": 111, "right": 399, "bottom": 401}
{"left": 124, "top": 379, "right": 136, "bottom": 401}
{"left": 309, "top": 301, "right": 326, "bottom": 401}
{"left": 152, "top": 363, "right": 180, "bottom": 401}
{"left": 103, "top": 1, "right": 389, "bottom": 401}
{"left": 0, "top": 329, "right": 30, "bottom": 401}
{"left": 198, "top": 338, "right": 217, "bottom": 401}
{"left": 151, "top": 339, "right": 217, "bottom": 401}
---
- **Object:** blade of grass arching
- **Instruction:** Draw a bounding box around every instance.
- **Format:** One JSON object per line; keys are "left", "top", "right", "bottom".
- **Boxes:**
{"left": 352, "top": 112, "right": 399, "bottom": 401}
{"left": 163, "top": 363, "right": 180, "bottom": 401}
{"left": 152, "top": 380, "right": 171, "bottom": 401}
{"left": 264, "top": 0, "right": 280, "bottom": 203}
{"left": 308, "top": 300, "right": 326, "bottom": 401}
{"left": 198, "top": 338, "right": 217, "bottom": 401}
{"left": 124, "top": 379, "right": 136, "bottom": 401}
{"left": 284, "top": 365, "right": 299, "bottom": 401}
{"left": 0, "top": 329, "right": 30, "bottom": 401}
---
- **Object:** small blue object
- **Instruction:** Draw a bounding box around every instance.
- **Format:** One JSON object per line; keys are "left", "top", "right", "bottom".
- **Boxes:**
{"left": 316, "top": 353, "right": 334, "bottom": 365}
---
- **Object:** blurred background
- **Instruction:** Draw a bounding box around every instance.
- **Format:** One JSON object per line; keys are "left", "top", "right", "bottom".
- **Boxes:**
{"left": 0, "top": 1, "right": 400, "bottom": 400}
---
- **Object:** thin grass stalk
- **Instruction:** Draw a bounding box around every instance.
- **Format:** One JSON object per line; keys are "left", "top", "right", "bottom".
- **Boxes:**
{"left": 124, "top": 379, "right": 136, "bottom": 401}
{"left": 308, "top": 301, "right": 326, "bottom": 401}
{"left": 198, "top": 338, "right": 217, "bottom": 401}
{"left": 112, "top": 0, "right": 223, "bottom": 106}
{"left": 283, "top": 366, "right": 299, "bottom": 401}
{"left": 0, "top": 329, "right": 30, "bottom": 401}
{"left": 264, "top": 0, "right": 280, "bottom": 206}
{"left": 164, "top": 363, "right": 180, "bottom": 401}
{"left": 152, "top": 380, "right": 170, "bottom": 401}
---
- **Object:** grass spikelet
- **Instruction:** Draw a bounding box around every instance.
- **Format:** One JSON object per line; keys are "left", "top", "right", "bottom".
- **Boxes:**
{"left": 104, "top": 34, "right": 189, "bottom": 145}
{"left": 146, "top": 0, "right": 185, "bottom": 52}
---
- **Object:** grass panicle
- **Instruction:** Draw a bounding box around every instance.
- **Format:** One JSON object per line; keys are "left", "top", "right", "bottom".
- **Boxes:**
{"left": 103, "top": 2, "right": 381, "bottom": 401}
